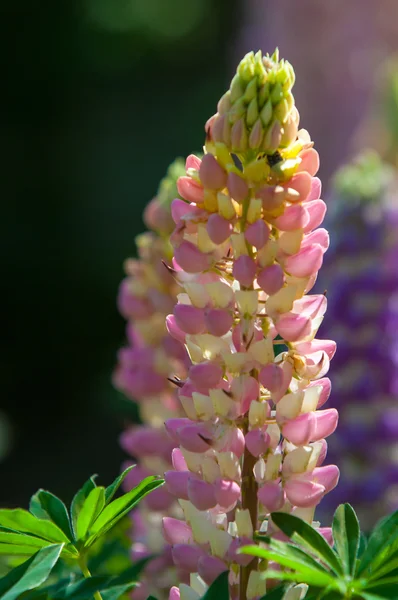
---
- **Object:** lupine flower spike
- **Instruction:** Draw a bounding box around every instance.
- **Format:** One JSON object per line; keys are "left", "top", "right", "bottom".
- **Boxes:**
{"left": 114, "top": 160, "right": 190, "bottom": 599}
{"left": 164, "top": 50, "right": 339, "bottom": 600}
{"left": 319, "top": 151, "right": 398, "bottom": 528}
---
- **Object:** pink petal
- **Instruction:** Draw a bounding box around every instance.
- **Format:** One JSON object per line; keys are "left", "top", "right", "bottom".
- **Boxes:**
{"left": 284, "top": 244, "right": 324, "bottom": 278}
{"left": 233, "top": 255, "right": 257, "bottom": 288}
{"left": 174, "top": 304, "right": 206, "bottom": 335}
{"left": 174, "top": 241, "right": 212, "bottom": 273}
{"left": 297, "top": 149, "right": 320, "bottom": 177}
{"left": 275, "top": 313, "right": 312, "bottom": 342}
{"left": 214, "top": 478, "right": 241, "bottom": 509}
{"left": 245, "top": 219, "right": 269, "bottom": 249}
{"left": 187, "top": 478, "right": 217, "bottom": 510}
{"left": 245, "top": 429, "right": 270, "bottom": 457}
{"left": 257, "top": 264, "right": 284, "bottom": 295}
{"left": 227, "top": 172, "right": 249, "bottom": 202}
{"left": 165, "top": 470, "right": 191, "bottom": 499}
{"left": 258, "top": 481, "right": 286, "bottom": 512}
{"left": 163, "top": 518, "right": 193, "bottom": 545}
{"left": 274, "top": 204, "right": 310, "bottom": 231}
{"left": 177, "top": 176, "right": 204, "bottom": 204}
{"left": 303, "top": 199, "right": 327, "bottom": 233}
{"left": 207, "top": 213, "right": 232, "bottom": 244}
{"left": 205, "top": 308, "right": 233, "bottom": 337}
{"left": 199, "top": 153, "right": 227, "bottom": 189}
{"left": 284, "top": 479, "right": 325, "bottom": 508}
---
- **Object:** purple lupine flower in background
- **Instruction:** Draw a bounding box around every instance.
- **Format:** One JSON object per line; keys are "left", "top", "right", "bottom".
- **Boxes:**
{"left": 113, "top": 160, "right": 190, "bottom": 599}
{"left": 163, "top": 50, "right": 338, "bottom": 600}
{"left": 318, "top": 151, "right": 398, "bottom": 529}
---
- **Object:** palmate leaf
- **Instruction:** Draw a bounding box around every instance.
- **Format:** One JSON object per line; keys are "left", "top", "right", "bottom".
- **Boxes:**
{"left": 29, "top": 489, "right": 74, "bottom": 542}
{"left": 76, "top": 487, "right": 105, "bottom": 540}
{"left": 70, "top": 476, "right": 97, "bottom": 538}
{"left": 265, "top": 536, "right": 333, "bottom": 576}
{"left": 240, "top": 546, "right": 337, "bottom": 589}
{"left": 332, "top": 503, "right": 360, "bottom": 576}
{"left": 271, "top": 512, "right": 343, "bottom": 576}
{"left": 357, "top": 510, "right": 398, "bottom": 577}
{"left": 0, "top": 544, "right": 63, "bottom": 600}
{"left": 200, "top": 570, "right": 229, "bottom": 600}
{"left": 29, "top": 490, "right": 74, "bottom": 542}
{"left": 104, "top": 466, "right": 135, "bottom": 505}
{"left": 0, "top": 510, "right": 70, "bottom": 546}
{"left": 85, "top": 476, "right": 164, "bottom": 547}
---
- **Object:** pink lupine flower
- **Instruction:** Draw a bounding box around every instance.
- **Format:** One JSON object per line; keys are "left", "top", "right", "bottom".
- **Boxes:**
{"left": 114, "top": 159, "right": 191, "bottom": 599}
{"left": 163, "top": 50, "right": 338, "bottom": 600}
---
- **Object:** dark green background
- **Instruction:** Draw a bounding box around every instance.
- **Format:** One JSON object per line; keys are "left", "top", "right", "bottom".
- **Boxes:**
{"left": 0, "top": 0, "right": 240, "bottom": 506}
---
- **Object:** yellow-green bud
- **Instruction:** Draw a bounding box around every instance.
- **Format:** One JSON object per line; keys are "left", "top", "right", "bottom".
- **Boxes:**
{"left": 246, "top": 97, "right": 259, "bottom": 127}
{"left": 212, "top": 49, "right": 298, "bottom": 162}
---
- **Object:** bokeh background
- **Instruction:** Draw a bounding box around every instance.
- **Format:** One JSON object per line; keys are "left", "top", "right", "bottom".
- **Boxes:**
{"left": 1, "top": 0, "right": 398, "bottom": 509}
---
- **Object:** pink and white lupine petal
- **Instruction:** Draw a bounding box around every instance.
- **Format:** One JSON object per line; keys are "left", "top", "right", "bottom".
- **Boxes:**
{"left": 233, "top": 255, "right": 257, "bottom": 288}
{"left": 173, "top": 304, "right": 206, "bottom": 335}
{"left": 204, "top": 309, "right": 234, "bottom": 337}
{"left": 172, "top": 544, "right": 207, "bottom": 573}
{"left": 165, "top": 470, "right": 191, "bottom": 499}
{"left": 245, "top": 219, "right": 269, "bottom": 249}
{"left": 174, "top": 241, "right": 212, "bottom": 273}
{"left": 187, "top": 478, "right": 217, "bottom": 510}
{"left": 245, "top": 429, "right": 271, "bottom": 457}
{"left": 284, "top": 244, "right": 324, "bottom": 278}
{"left": 206, "top": 214, "right": 233, "bottom": 244}
{"left": 284, "top": 479, "right": 325, "bottom": 508}
{"left": 198, "top": 556, "right": 228, "bottom": 585}
{"left": 177, "top": 176, "right": 204, "bottom": 204}
{"left": 199, "top": 153, "right": 228, "bottom": 189}
{"left": 258, "top": 481, "right": 286, "bottom": 512}
{"left": 257, "top": 264, "right": 285, "bottom": 295}
{"left": 163, "top": 518, "right": 194, "bottom": 545}
{"left": 297, "top": 149, "right": 320, "bottom": 177}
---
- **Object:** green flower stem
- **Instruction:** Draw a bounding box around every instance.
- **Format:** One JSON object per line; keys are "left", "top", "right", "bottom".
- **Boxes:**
{"left": 79, "top": 555, "right": 103, "bottom": 600}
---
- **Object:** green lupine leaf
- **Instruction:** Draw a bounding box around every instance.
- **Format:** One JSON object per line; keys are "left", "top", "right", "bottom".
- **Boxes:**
{"left": 29, "top": 491, "right": 74, "bottom": 541}
{"left": 332, "top": 504, "right": 360, "bottom": 576}
{"left": 51, "top": 575, "right": 110, "bottom": 599}
{"left": 259, "top": 568, "right": 338, "bottom": 588}
{"left": 366, "top": 553, "right": 398, "bottom": 583}
{"left": 0, "top": 531, "right": 52, "bottom": 551}
{"left": 271, "top": 512, "right": 343, "bottom": 575}
{"left": 76, "top": 487, "right": 105, "bottom": 540}
{"left": 85, "top": 477, "right": 164, "bottom": 546}
{"left": 200, "top": 570, "right": 229, "bottom": 600}
{"left": 357, "top": 510, "right": 398, "bottom": 576}
{"left": 20, "top": 576, "right": 74, "bottom": 599}
{"left": 240, "top": 546, "right": 337, "bottom": 588}
{"left": 258, "top": 584, "right": 287, "bottom": 599}
{"left": 0, "top": 510, "right": 70, "bottom": 545}
{"left": 101, "top": 583, "right": 136, "bottom": 600}
{"left": 29, "top": 496, "right": 48, "bottom": 522}
{"left": 0, "top": 544, "right": 63, "bottom": 600}
{"left": 358, "top": 532, "right": 368, "bottom": 560}
{"left": 104, "top": 466, "right": 135, "bottom": 505}
{"left": 0, "top": 553, "right": 37, "bottom": 597}
{"left": 70, "top": 476, "right": 97, "bottom": 538}
{"left": 364, "top": 575, "right": 398, "bottom": 597}
{"left": 266, "top": 537, "right": 332, "bottom": 575}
